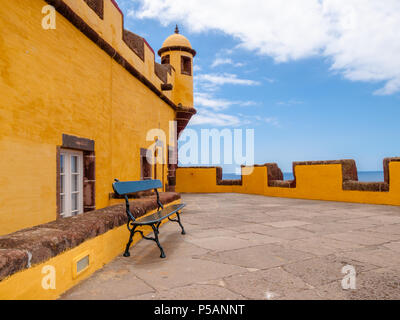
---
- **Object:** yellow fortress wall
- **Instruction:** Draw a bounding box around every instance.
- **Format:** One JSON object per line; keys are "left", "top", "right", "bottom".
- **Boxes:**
{"left": 0, "top": 0, "right": 197, "bottom": 235}
{"left": 0, "top": 200, "right": 181, "bottom": 300}
{"left": 0, "top": 0, "right": 197, "bottom": 299}
{"left": 176, "top": 160, "right": 400, "bottom": 206}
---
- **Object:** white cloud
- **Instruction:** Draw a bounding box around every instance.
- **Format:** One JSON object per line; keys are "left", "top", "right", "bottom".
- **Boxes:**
{"left": 264, "top": 117, "right": 280, "bottom": 127}
{"left": 197, "top": 73, "right": 261, "bottom": 87}
{"left": 237, "top": 114, "right": 281, "bottom": 127}
{"left": 263, "top": 77, "right": 276, "bottom": 84}
{"left": 190, "top": 111, "right": 242, "bottom": 127}
{"left": 240, "top": 101, "right": 258, "bottom": 107}
{"left": 130, "top": 0, "right": 400, "bottom": 95}
{"left": 194, "top": 92, "right": 234, "bottom": 111}
{"left": 211, "top": 58, "right": 245, "bottom": 68}
{"left": 194, "top": 92, "right": 258, "bottom": 111}
{"left": 276, "top": 100, "right": 304, "bottom": 106}
{"left": 211, "top": 58, "right": 232, "bottom": 68}
{"left": 192, "top": 92, "right": 261, "bottom": 126}
{"left": 195, "top": 72, "right": 260, "bottom": 93}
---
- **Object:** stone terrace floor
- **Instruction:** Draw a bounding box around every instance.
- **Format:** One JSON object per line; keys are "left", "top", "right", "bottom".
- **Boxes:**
{"left": 61, "top": 193, "right": 400, "bottom": 300}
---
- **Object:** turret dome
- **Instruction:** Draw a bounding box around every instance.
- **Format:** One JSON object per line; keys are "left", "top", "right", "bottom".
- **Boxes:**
{"left": 158, "top": 26, "right": 196, "bottom": 57}
{"left": 162, "top": 33, "right": 192, "bottom": 49}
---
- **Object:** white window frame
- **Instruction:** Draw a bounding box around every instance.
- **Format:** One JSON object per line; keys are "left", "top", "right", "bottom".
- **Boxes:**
{"left": 60, "top": 149, "right": 84, "bottom": 218}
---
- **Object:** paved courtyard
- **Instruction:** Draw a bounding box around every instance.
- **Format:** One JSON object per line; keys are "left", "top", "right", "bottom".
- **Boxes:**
{"left": 61, "top": 193, "right": 400, "bottom": 300}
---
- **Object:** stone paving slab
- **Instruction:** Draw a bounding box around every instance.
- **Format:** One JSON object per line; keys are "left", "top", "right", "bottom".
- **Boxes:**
{"left": 235, "top": 232, "right": 282, "bottom": 245}
{"left": 195, "top": 244, "right": 314, "bottom": 270}
{"left": 280, "top": 236, "right": 363, "bottom": 256}
{"left": 282, "top": 254, "right": 378, "bottom": 287}
{"left": 185, "top": 236, "right": 257, "bottom": 252}
{"left": 125, "top": 257, "right": 246, "bottom": 291}
{"left": 223, "top": 267, "right": 313, "bottom": 300}
{"left": 383, "top": 241, "right": 400, "bottom": 253}
{"left": 128, "top": 284, "right": 245, "bottom": 300}
{"left": 61, "top": 260, "right": 155, "bottom": 300}
{"left": 264, "top": 220, "right": 311, "bottom": 228}
{"left": 336, "top": 247, "right": 400, "bottom": 268}
{"left": 324, "top": 231, "right": 393, "bottom": 246}
{"left": 60, "top": 193, "right": 400, "bottom": 300}
{"left": 261, "top": 227, "right": 315, "bottom": 240}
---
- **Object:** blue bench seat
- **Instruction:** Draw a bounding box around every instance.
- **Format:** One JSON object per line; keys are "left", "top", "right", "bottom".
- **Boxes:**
{"left": 112, "top": 179, "right": 186, "bottom": 258}
{"left": 133, "top": 204, "right": 185, "bottom": 225}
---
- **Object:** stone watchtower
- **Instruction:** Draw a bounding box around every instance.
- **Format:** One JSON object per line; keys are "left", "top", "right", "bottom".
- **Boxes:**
{"left": 158, "top": 26, "right": 197, "bottom": 191}
{"left": 158, "top": 25, "right": 196, "bottom": 111}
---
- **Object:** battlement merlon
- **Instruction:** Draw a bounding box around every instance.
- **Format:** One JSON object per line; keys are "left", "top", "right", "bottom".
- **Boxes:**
{"left": 46, "top": 0, "right": 195, "bottom": 111}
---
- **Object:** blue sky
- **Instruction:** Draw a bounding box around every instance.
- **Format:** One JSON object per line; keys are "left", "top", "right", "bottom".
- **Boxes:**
{"left": 116, "top": 0, "right": 400, "bottom": 173}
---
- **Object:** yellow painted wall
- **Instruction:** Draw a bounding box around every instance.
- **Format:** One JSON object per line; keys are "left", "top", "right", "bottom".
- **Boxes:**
{"left": 0, "top": 200, "right": 181, "bottom": 300}
{"left": 0, "top": 0, "right": 177, "bottom": 235}
{"left": 62, "top": 0, "right": 171, "bottom": 92}
{"left": 176, "top": 162, "right": 400, "bottom": 206}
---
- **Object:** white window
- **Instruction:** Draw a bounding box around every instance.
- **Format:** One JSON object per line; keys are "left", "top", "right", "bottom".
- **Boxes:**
{"left": 60, "top": 150, "right": 84, "bottom": 217}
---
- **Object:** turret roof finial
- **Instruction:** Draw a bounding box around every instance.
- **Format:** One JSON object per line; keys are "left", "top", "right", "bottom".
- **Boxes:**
{"left": 175, "top": 25, "right": 179, "bottom": 34}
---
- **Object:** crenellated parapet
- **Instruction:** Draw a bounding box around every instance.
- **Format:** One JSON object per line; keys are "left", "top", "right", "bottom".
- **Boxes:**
{"left": 45, "top": 0, "right": 180, "bottom": 109}
{"left": 176, "top": 157, "right": 400, "bottom": 206}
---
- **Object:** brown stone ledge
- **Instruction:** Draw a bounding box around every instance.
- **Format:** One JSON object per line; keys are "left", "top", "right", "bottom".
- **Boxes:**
{"left": 0, "top": 192, "right": 180, "bottom": 282}
{"left": 257, "top": 163, "right": 296, "bottom": 188}
{"left": 123, "top": 30, "right": 145, "bottom": 62}
{"left": 161, "top": 83, "right": 173, "bottom": 91}
{"left": 83, "top": 0, "right": 104, "bottom": 19}
{"left": 343, "top": 181, "right": 389, "bottom": 192}
{"left": 176, "top": 106, "right": 197, "bottom": 138}
{"left": 292, "top": 160, "right": 358, "bottom": 182}
{"left": 384, "top": 157, "right": 400, "bottom": 184}
{"left": 0, "top": 249, "right": 29, "bottom": 282}
{"left": 179, "top": 166, "right": 243, "bottom": 186}
{"left": 216, "top": 167, "right": 242, "bottom": 186}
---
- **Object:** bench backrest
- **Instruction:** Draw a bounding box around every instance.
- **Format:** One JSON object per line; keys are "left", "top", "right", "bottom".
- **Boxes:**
{"left": 113, "top": 179, "right": 163, "bottom": 196}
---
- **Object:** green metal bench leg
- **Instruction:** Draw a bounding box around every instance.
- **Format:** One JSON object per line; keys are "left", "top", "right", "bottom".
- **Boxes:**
{"left": 151, "top": 224, "right": 166, "bottom": 259}
{"left": 123, "top": 225, "right": 137, "bottom": 257}
{"left": 168, "top": 212, "right": 186, "bottom": 235}
{"left": 176, "top": 212, "right": 186, "bottom": 235}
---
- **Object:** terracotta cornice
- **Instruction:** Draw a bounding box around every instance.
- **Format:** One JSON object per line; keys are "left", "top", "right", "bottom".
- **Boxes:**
{"left": 158, "top": 46, "right": 197, "bottom": 57}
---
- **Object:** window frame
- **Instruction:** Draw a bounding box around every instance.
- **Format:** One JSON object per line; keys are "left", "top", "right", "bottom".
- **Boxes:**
{"left": 161, "top": 54, "right": 170, "bottom": 65}
{"left": 140, "top": 148, "right": 152, "bottom": 181}
{"left": 60, "top": 149, "right": 84, "bottom": 217}
{"left": 181, "top": 55, "right": 192, "bottom": 76}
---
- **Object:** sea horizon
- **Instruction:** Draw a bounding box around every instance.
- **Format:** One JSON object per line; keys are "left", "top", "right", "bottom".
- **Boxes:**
{"left": 222, "top": 171, "right": 385, "bottom": 182}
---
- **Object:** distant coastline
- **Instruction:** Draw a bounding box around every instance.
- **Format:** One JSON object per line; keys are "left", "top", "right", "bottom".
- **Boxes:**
{"left": 223, "top": 171, "right": 385, "bottom": 182}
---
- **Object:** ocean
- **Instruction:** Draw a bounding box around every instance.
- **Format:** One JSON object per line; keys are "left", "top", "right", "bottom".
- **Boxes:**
{"left": 223, "top": 171, "right": 385, "bottom": 182}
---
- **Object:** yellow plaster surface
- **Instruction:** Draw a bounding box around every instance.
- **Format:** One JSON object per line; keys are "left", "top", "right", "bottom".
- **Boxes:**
{"left": 0, "top": 200, "right": 181, "bottom": 300}
{"left": 0, "top": 0, "right": 179, "bottom": 235}
{"left": 176, "top": 162, "right": 400, "bottom": 206}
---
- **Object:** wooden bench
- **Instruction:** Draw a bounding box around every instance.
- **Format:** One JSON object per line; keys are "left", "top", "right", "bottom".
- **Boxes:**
{"left": 112, "top": 179, "right": 186, "bottom": 258}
